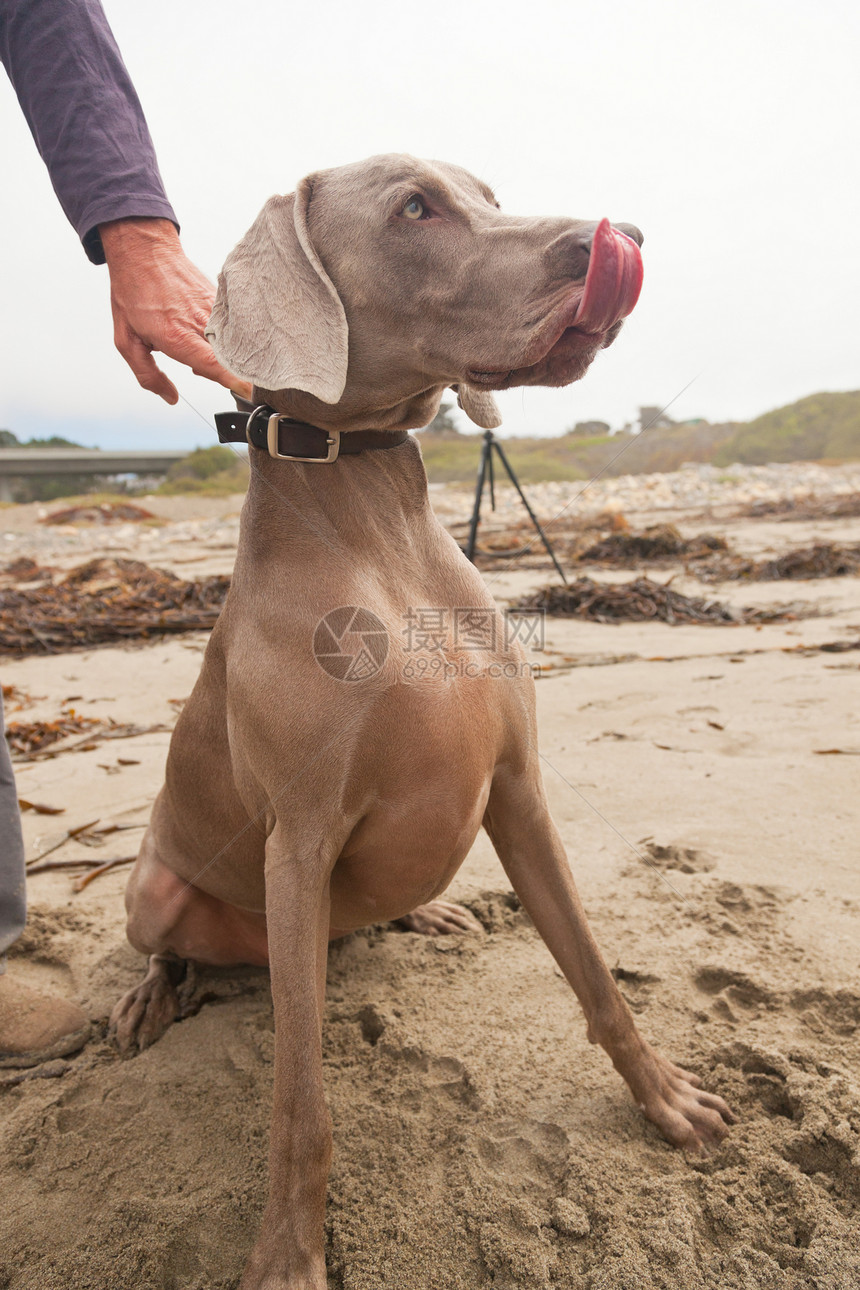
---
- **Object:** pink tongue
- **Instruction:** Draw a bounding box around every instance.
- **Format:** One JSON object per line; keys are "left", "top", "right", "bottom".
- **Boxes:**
{"left": 571, "top": 218, "right": 644, "bottom": 334}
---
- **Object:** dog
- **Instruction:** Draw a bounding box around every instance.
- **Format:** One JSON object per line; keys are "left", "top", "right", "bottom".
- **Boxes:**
{"left": 110, "top": 154, "right": 734, "bottom": 1290}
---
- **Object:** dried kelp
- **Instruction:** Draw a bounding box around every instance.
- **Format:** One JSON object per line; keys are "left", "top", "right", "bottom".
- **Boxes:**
{"left": 7, "top": 715, "right": 169, "bottom": 762}
{"left": 741, "top": 493, "right": 860, "bottom": 521}
{"left": 580, "top": 524, "right": 728, "bottom": 564}
{"left": 509, "top": 577, "right": 801, "bottom": 625}
{"left": 41, "top": 501, "right": 155, "bottom": 525}
{"left": 5, "top": 712, "right": 99, "bottom": 756}
{"left": 0, "top": 557, "right": 230, "bottom": 656}
{"left": 699, "top": 542, "right": 860, "bottom": 583}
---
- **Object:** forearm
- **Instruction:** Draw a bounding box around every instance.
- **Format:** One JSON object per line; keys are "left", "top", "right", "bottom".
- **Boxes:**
{"left": 484, "top": 768, "right": 636, "bottom": 1051}
{"left": 2, "top": 0, "right": 247, "bottom": 400}
{"left": 0, "top": 0, "right": 177, "bottom": 262}
{"left": 99, "top": 216, "right": 184, "bottom": 279}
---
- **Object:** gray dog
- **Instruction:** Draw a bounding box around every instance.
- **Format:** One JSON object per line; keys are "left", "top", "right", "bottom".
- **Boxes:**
{"left": 111, "top": 154, "right": 734, "bottom": 1290}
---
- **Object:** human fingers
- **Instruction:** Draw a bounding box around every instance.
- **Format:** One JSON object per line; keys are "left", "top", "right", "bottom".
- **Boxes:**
{"left": 115, "top": 324, "right": 178, "bottom": 404}
{"left": 160, "top": 327, "right": 252, "bottom": 400}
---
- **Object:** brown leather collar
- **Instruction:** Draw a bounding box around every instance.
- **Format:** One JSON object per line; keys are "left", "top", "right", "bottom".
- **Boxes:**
{"left": 215, "top": 399, "right": 408, "bottom": 463}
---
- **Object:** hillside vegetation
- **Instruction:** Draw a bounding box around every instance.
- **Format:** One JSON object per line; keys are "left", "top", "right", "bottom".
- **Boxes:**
{"left": 418, "top": 420, "right": 738, "bottom": 484}
{"left": 712, "top": 390, "right": 860, "bottom": 466}
{"left": 419, "top": 390, "right": 860, "bottom": 484}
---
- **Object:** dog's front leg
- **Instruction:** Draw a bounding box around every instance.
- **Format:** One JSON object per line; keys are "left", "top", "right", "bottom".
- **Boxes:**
{"left": 240, "top": 831, "right": 333, "bottom": 1290}
{"left": 484, "top": 765, "right": 735, "bottom": 1152}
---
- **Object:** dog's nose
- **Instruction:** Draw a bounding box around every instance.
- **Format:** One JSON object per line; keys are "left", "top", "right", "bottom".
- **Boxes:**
{"left": 613, "top": 222, "right": 644, "bottom": 247}
{"left": 546, "top": 226, "right": 596, "bottom": 280}
{"left": 545, "top": 220, "right": 644, "bottom": 282}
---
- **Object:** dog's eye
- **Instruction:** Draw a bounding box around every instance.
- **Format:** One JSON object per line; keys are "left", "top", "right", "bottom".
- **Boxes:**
{"left": 403, "top": 197, "right": 425, "bottom": 220}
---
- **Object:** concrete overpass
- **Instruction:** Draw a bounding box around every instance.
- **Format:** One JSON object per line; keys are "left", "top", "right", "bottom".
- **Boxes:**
{"left": 0, "top": 448, "right": 189, "bottom": 502}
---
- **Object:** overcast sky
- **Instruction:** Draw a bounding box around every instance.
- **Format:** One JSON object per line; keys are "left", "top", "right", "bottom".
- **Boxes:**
{"left": 1, "top": 0, "right": 858, "bottom": 449}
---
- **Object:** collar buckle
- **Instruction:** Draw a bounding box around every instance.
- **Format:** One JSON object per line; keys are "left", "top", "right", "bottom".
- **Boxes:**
{"left": 246, "top": 407, "right": 341, "bottom": 463}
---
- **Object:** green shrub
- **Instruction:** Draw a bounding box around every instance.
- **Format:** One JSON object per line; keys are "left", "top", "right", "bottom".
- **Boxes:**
{"left": 157, "top": 445, "right": 249, "bottom": 495}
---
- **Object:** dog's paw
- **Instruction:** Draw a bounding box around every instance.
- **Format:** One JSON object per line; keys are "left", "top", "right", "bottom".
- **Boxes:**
{"left": 394, "top": 900, "right": 483, "bottom": 937}
{"left": 109, "top": 954, "right": 191, "bottom": 1055}
{"left": 613, "top": 1036, "right": 737, "bottom": 1153}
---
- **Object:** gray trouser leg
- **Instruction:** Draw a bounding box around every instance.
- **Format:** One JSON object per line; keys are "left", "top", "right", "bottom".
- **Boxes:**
{"left": 0, "top": 690, "right": 27, "bottom": 973}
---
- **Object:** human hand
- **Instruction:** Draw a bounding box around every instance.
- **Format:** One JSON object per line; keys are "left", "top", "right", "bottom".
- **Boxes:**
{"left": 99, "top": 217, "right": 252, "bottom": 405}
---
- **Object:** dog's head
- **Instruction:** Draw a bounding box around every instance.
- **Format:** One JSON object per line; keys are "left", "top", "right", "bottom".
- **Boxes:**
{"left": 206, "top": 154, "right": 643, "bottom": 432}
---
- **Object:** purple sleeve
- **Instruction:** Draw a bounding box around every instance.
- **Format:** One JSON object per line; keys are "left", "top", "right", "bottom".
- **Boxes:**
{"left": 0, "top": 0, "right": 178, "bottom": 264}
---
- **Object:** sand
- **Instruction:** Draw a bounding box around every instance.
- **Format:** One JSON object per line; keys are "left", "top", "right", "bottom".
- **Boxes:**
{"left": 1, "top": 476, "right": 859, "bottom": 1290}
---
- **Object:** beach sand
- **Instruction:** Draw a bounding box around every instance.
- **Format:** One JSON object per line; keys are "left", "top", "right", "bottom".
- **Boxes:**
{"left": 1, "top": 475, "right": 859, "bottom": 1289}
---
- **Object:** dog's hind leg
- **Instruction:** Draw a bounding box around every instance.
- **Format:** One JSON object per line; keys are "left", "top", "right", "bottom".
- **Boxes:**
{"left": 110, "top": 840, "right": 269, "bottom": 1054}
{"left": 483, "top": 762, "right": 736, "bottom": 1153}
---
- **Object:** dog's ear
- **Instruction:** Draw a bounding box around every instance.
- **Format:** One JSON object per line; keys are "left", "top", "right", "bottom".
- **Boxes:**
{"left": 452, "top": 383, "right": 503, "bottom": 430}
{"left": 206, "top": 177, "right": 348, "bottom": 404}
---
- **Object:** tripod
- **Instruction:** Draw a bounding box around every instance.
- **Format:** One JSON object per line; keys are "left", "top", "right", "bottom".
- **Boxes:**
{"left": 464, "top": 431, "right": 567, "bottom": 584}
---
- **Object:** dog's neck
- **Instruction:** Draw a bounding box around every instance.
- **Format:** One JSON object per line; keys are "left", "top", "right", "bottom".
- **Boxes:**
{"left": 236, "top": 434, "right": 437, "bottom": 571}
{"left": 256, "top": 385, "right": 447, "bottom": 435}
